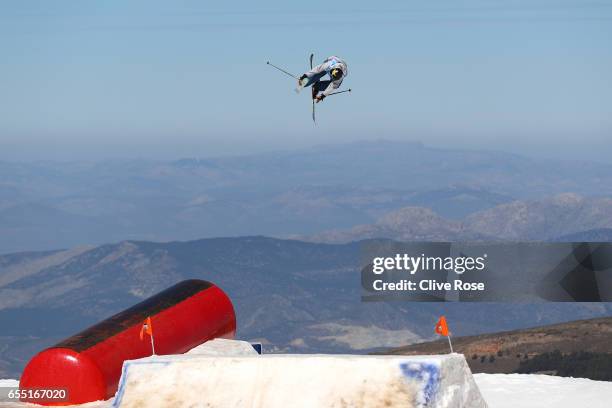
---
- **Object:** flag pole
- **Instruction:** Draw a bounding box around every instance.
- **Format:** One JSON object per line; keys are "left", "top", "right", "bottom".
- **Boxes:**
{"left": 447, "top": 335, "right": 454, "bottom": 354}
{"left": 150, "top": 332, "right": 156, "bottom": 355}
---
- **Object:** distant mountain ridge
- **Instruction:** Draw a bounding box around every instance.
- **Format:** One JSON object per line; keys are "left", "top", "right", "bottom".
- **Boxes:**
{"left": 465, "top": 193, "right": 612, "bottom": 240}
{"left": 2, "top": 141, "right": 612, "bottom": 253}
{"left": 309, "top": 193, "right": 612, "bottom": 242}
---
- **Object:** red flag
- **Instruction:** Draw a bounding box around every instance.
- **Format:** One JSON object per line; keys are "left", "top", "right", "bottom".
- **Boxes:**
{"left": 139, "top": 317, "right": 153, "bottom": 340}
{"left": 434, "top": 316, "right": 449, "bottom": 337}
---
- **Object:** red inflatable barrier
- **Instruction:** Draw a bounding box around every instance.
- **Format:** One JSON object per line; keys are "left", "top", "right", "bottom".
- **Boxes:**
{"left": 19, "top": 279, "right": 236, "bottom": 405}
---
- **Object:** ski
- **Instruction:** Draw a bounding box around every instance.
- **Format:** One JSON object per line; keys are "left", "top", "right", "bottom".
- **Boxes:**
{"left": 310, "top": 53, "right": 315, "bottom": 123}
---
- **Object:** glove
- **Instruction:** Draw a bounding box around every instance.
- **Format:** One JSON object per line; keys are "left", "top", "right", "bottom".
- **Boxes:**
{"left": 316, "top": 94, "right": 326, "bottom": 103}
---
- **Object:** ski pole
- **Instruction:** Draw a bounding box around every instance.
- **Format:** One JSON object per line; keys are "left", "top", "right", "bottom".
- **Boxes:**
{"left": 266, "top": 61, "right": 299, "bottom": 80}
{"left": 327, "top": 88, "right": 352, "bottom": 97}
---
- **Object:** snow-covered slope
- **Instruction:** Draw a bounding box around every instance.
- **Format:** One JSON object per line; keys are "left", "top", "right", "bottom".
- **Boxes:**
{"left": 474, "top": 373, "right": 612, "bottom": 408}
{"left": 3, "top": 370, "right": 612, "bottom": 407}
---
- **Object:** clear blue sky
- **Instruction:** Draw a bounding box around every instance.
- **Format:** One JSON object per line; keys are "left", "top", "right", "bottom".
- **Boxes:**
{"left": 1, "top": 0, "right": 611, "bottom": 161}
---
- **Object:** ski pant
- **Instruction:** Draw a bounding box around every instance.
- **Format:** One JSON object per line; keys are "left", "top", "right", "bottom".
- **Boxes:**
{"left": 313, "top": 80, "right": 331, "bottom": 97}
{"left": 303, "top": 72, "right": 331, "bottom": 98}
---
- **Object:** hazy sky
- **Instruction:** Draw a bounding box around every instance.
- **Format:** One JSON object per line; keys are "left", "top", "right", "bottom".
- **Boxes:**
{"left": 1, "top": 0, "right": 611, "bottom": 161}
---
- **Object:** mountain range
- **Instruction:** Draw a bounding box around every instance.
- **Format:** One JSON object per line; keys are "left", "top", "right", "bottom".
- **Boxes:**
{"left": 2, "top": 141, "right": 612, "bottom": 378}
{"left": 309, "top": 193, "right": 612, "bottom": 242}
{"left": 2, "top": 141, "right": 612, "bottom": 254}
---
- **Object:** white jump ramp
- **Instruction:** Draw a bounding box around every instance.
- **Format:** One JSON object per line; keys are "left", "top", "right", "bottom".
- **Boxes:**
{"left": 113, "top": 339, "right": 487, "bottom": 408}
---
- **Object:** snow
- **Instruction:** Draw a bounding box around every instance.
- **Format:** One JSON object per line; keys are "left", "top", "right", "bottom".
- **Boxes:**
{"left": 186, "top": 338, "right": 259, "bottom": 356}
{"left": 4, "top": 356, "right": 612, "bottom": 407}
{"left": 0, "top": 379, "right": 19, "bottom": 387}
{"left": 113, "top": 353, "right": 486, "bottom": 407}
{"left": 474, "top": 373, "right": 612, "bottom": 408}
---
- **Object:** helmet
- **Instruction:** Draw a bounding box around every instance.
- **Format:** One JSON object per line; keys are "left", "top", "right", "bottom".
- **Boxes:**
{"left": 330, "top": 68, "right": 343, "bottom": 80}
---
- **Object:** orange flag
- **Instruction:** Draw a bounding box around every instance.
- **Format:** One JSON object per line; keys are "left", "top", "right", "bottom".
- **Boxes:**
{"left": 139, "top": 317, "right": 153, "bottom": 340}
{"left": 434, "top": 316, "right": 449, "bottom": 337}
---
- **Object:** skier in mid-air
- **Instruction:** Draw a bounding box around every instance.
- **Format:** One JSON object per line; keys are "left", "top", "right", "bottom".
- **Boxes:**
{"left": 298, "top": 56, "right": 348, "bottom": 103}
